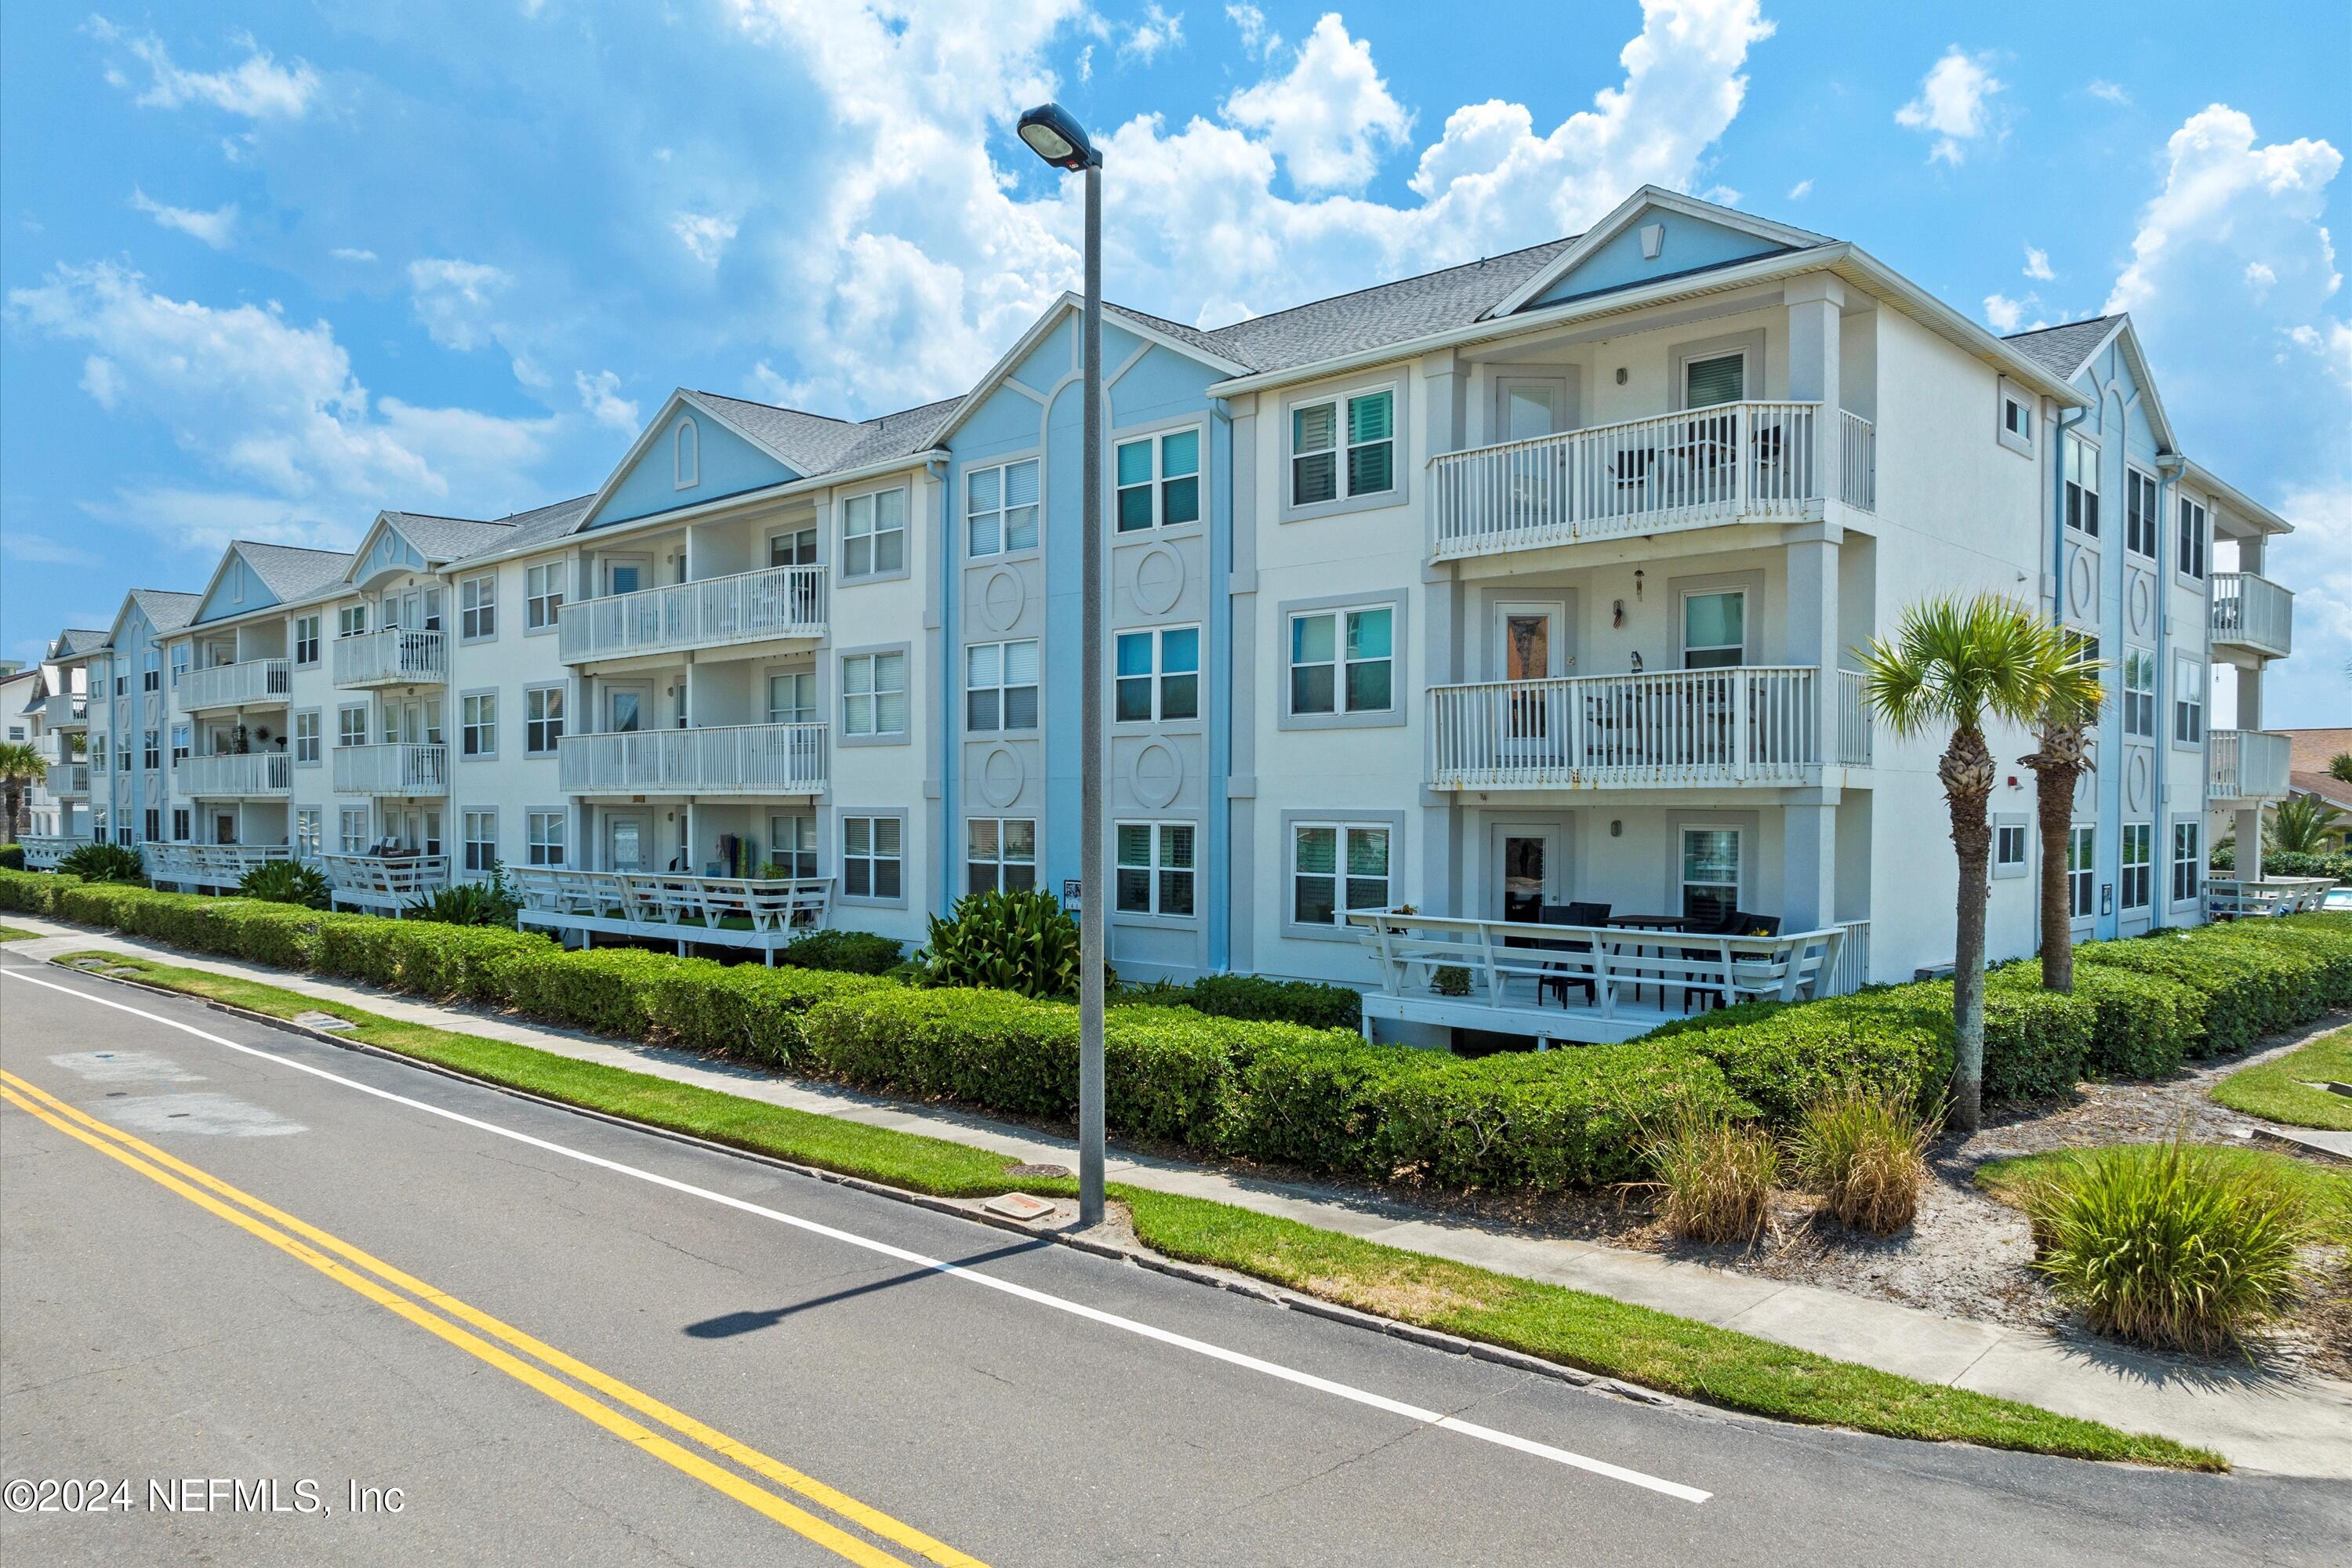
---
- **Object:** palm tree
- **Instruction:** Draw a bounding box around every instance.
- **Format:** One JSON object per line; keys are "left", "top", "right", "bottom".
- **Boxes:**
{"left": 2017, "top": 633, "right": 2106, "bottom": 993}
{"left": 1861, "top": 593, "right": 2048, "bottom": 1134}
{"left": 2327, "top": 752, "right": 2352, "bottom": 786}
{"left": 2271, "top": 793, "right": 2346, "bottom": 855}
{"left": 0, "top": 741, "right": 47, "bottom": 844}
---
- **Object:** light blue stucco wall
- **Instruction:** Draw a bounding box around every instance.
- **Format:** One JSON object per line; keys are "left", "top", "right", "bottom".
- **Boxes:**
{"left": 590, "top": 405, "right": 798, "bottom": 529}
{"left": 354, "top": 524, "right": 428, "bottom": 585}
{"left": 193, "top": 548, "right": 281, "bottom": 624}
{"left": 1529, "top": 212, "right": 1789, "bottom": 307}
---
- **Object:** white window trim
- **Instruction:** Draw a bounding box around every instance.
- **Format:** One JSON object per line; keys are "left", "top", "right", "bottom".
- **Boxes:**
{"left": 458, "top": 572, "right": 499, "bottom": 644}
{"left": 2123, "top": 466, "right": 2161, "bottom": 561}
{"left": 1279, "top": 378, "right": 1405, "bottom": 523}
{"left": 2171, "top": 655, "right": 2206, "bottom": 751}
{"left": 2169, "top": 816, "right": 2204, "bottom": 910}
{"left": 524, "top": 683, "right": 567, "bottom": 757}
{"left": 2063, "top": 430, "right": 2102, "bottom": 539}
{"left": 1115, "top": 818, "right": 1200, "bottom": 923}
{"left": 673, "top": 416, "right": 699, "bottom": 489}
{"left": 293, "top": 613, "right": 322, "bottom": 667}
{"left": 1678, "top": 822, "right": 1748, "bottom": 927}
{"left": 964, "top": 816, "right": 1039, "bottom": 897}
{"left": 292, "top": 709, "right": 323, "bottom": 768}
{"left": 463, "top": 808, "right": 499, "bottom": 876}
{"left": 1277, "top": 593, "right": 1405, "bottom": 731}
{"left": 2119, "top": 821, "right": 2153, "bottom": 913}
{"left": 837, "top": 484, "right": 911, "bottom": 583}
{"left": 459, "top": 689, "right": 499, "bottom": 760}
{"left": 964, "top": 453, "right": 1043, "bottom": 560}
{"left": 1279, "top": 814, "right": 1398, "bottom": 942}
{"left": 1992, "top": 813, "right": 2030, "bottom": 880}
{"left": 837, "top": 644, "right": 911, "bottom": 746}
{"left": 524, "top": 562, "right": 565, "bottom": 636}
{"left": 2122, "top": 645, "right": 2157, "bottom": 740}
{"left": 525, "top": 807, "right": 568, "bottom": 868}
{"left": 2067, "top": 822, "right": 2097, "bottom": 927}
{"left": 2175, "top": 495, "right": 2210, "bottom": 588}
{"left": 837, "top": 809, "right": 908, "bottom": 908}
{"left": 1113, "top": 421, "right": 1206, "bottom": 535}
{"left": 1113, "top": 624, "right": 1203, "bottom": 727}
{"left": 964, "top": 638, "right": 1040, "bottom": 736}
{"left": 1995, "top": 379, "right": 2034, "bottom": 457}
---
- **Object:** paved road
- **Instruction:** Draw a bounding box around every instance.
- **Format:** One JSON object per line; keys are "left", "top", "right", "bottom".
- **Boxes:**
{"left": 2, "top": 951, "right": 2345, "bottom": 1566}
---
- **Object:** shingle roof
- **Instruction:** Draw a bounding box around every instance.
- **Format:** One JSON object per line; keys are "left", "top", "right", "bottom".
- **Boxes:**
{"left": 379, "top": 512, "right": 517, "bottom": 561}
{"left": 2002, "top": 315, "right": 2122, "bottom": 380}
{"left": 54, "top": 628, "right": 109, "bottom": 657}
{"left": 486, "top": 494, "right": 596, "bottom": 554}
{"left": 234, "top": 541, "right": 352, "bottom": 604}
{"left": 128, "top": 589, "right": 200, "bottom": 634}
{"left": 686, "top": 390, "right": 955, "bottom": 480}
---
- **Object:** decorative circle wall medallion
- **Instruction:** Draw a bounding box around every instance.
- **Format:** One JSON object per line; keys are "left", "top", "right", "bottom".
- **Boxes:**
{"left": 2067, "top": 553, "right": 2095, "bottom": 619}
{"left": 982, "top": 569, "right": 1025, "bottom": 633}
{"left": 980, "top": 745, "right": 1025, "bottom": 808}
{"left": 1132, "top": 742, "right": 1181, "bottom": 809}
{"left": 1132, "top": 545, "right": 1184, "bottom": 616}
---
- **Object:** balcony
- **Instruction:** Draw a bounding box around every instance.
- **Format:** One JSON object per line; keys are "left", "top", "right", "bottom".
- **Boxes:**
{"left": 17, "top": 835, "right": 83, "bottom": 871}
{"left": 334, "top": 742, "right": 451, "bottom": 796}
{"left": 2209, "top": 572, "right": 2292, "bottom": 659}
{"left": 332, "top": 628, "right": 448, "bottom": 688}
{"left": 1429, "top": 401, "right": 1875, "bottom": 562}
{"left": 144, "top": 842, "right": 292, "bottom": 891}
{"left": 51, "top": 763, "right": 89, "bottom": 799}
{"left": 180, "top": 657, "right": 292, "bottom": 713}
{"left": 1428, "top": 666, "right": 1870, "bottom": 791}
{"left": 47, "top": 693, "right": 88, "bottom": 729}
{"left": 2208, "top": 877, "right": 2336, "bottom": 919}
{"left": 320, "top": 853, "right": 450, "bottom": 913}
{"left": 558, "top": 565, "right": 827, "bottom": 665}
{"left": 2209, "top": 728, "right": 2292, "bottom": 802}
{"left": 558, "top": 721, "right": 826, "bottom": 797}
{"left": 179, "top": 750, "right": 292, "bottom": 798}
{"left": 514, "top": 867, "right": 833, "bottom": 962}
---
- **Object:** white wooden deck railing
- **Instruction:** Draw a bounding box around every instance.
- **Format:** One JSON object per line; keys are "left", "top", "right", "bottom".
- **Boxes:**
{"left": 46, "top": 693, "right": 88, "bottom": 727}
{"left": 332, "top": 627, "right": 448, "bottom": 687}
{"left": 143, "top": 842, "right": 292, "bottom": 889}
{"left": 51, "top": 764, "right": 89, "bottom": 797}
{"left": 179, "top": 750, "right": 293, "bottom": 797}
{"left": 179, "top": 657, "right": 292, "bottom": 712}
{"left": 2206, "top": 877, "right": 2336, "bottom": 918}
{"left": 558, "top": 565, "right": 826, "bottom": 664}
{"left": 2209, "top": 728, "right": 2291, "bottom": 801}
{"left": 1428, "top": 666, "right": 1871, "bottom": 789}
{"left": 320, "top": 854, "right": 450, "bottom": 912}
{"left": 17, "top": 835, "right": 82, "bottom": 870}
{"left": 557, "top": 722, "right": 826, "bottom": 797}
{"left": 1429, "top": 401, "right": 1876, "bottom": 559}
{"left": 333, "top": 742, "right": 451, "bottom": 796}
{"left": 1836, "top": 670, "right": 1874, "bottom": 766}
{"left": 2209, "top": 572, "right": 2292, "bottom": 659}
{"left": 513, "top": 868, "right": 833, "bottom": 961}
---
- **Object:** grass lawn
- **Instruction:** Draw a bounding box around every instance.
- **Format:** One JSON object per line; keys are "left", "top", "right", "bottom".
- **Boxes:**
{"left": 2209, "top": 1024, "right": 2352, "bottom": 1132}
{"left": 1976, "top": 1143, "right": 2352, "bottom": 1247}
{"left": 0, "top": 924, "right": 38, "bottom": 942}
{"left": 53, "top": 949, "right": 2222, "bottom": 1472}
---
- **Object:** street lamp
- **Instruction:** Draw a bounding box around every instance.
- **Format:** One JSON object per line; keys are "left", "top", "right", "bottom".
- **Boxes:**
{"left": 1018, "top": 101, "right": 1106, "bottom": 1229}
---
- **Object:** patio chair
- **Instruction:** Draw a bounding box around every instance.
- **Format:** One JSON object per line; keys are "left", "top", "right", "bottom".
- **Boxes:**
{"left": 1679, "top": 909, "right": 1778, "bottom": 1012}
{"left": 1537, "top": 902, "right": 1610, "bottom": 1007}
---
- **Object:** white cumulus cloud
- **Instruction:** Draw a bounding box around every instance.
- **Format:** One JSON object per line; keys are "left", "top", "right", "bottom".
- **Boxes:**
{"left": 1121, "top": 5, "right": 1185, "bottom": 64}
{"left": 405, "top": 258, "right": 514, "bottom": 353}
{"left": 89, "top": 18, "right": 319, "bottom": 121}
{"left": 1225, "top": 15, "right": 1412, "bottom": 192}
{"left": 2023, "top": 244, "right": 2053, "bottom": 281}
{"left": 129, "top": 189, "right": 238, "bottom": 249}
{"left": 1225, "top": 3, "right": 1279, "bottom": 58}
{"left": 575, "top": 368, "right": 641, "bottom": 430}
{"left": 1896, "top": 46, "right": 2002, "bottom": 164}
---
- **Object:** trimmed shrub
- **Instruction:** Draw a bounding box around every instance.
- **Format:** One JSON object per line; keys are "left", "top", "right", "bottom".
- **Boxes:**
{"left": 2077, "top": 918, "right": 2352, "bottom": 1056}
{"left": 503, "top": 946, "right": 678, "bottom": 1036}
{"left": 0, "top": 844, "right": 23, "bottom": 871}
{"left": 646, "top": 960, "right": 891, "bottom": 1069}
{"left": 777, "top": 927, "right": 904, "bottom": 976}
{"left": 0, "top": 867, "right": 69, "bottom": 914}
{"left": 1179, "top": 973, "right": 1366, "bottom": 1032}
{"left": 59, "top": 841, "right": 145, "bottom": 883}
{"left": 2062, "top": 964, "right": 2201, "bottom": 1080}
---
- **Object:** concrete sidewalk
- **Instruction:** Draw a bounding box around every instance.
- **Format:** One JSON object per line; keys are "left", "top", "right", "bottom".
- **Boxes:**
{"left": 9, "top": 917, "right": 2350, "bottom": 1479}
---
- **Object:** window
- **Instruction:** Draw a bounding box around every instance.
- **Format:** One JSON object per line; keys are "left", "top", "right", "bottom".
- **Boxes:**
{"left": 1116, "top": 429, "right": 1200, "bottom": 532}
{"left": 1117, "top": 821, "right": 1196, "bottom": 916}
{"left": 459, "top": 574, "right": 497, "bottom": 641}
{"left": 2002, "top": 393, "right": 2033, "bottom": 447}
{"left": 966, "top": 640, "right": 1040, "bottom": 732}
{"left": 173, "top": 808, "right": 191, "bottom": 844}
{"left": 841, "top": 815, "right": 902, "bottom": 900}
{"left": 840, "top": 652, "right": 906, "bottom": 738}
{"left": 292, "top": 710, "right": 321, "bottom": 764}
{"left": 604, "top": 560, "right": 644, "bottom": 597}
{"left": 1995, "top": 819, "right": 2029, "bottom": 876}
{"left": 170, "top": 723, "right": 191, "bottom": 764}
{"left": 525, "top": 685, "right": 565, "bottom": 755}
{"left": 169, "top": 644, "right": 189, "bottom": 688}
{"left": 463, "top": 810, "right": 499, "bottom": 873}
{"left": 142, "top": 730, "right": 159, "bottom": 771}
{"left": 527, "top": 810, "right": 566, "bottom": 868}
{"left": 2172, "top": 821, "right": 2201, "bottom": 906}
{"left": 2120, "top": 822, "right": 2151, "bottom": 912}
{"left": 769, "top": 527, "right": 817, "bottom": 568}
{"left": 524, "top": 563, "right": 564, "bottom": 630}
{"left": 90, "top": 735, "right": 105, "bottom": 769}
{"left": 2063, "top": 432, "right": 2100, "bottom": 537}
{"left": 294, "top": 614, "right": 321, "bottom": 666}
{"left": 1115, "top": 626, "right": 1200, "bottom": 722}
{"left": 295, "top": 809, "right": 320, "bottom": 859}
{"left": 339, "top": 808, "right": 368, "bottom": 855}
{"left": 841, "top": 488, "right": 907, "bottom": 578}
{"left": 339, "top": 705, "right": 368, "bottom": 749}
{"left": 2172, "top": 656, "right": 2204, "bottom": 745}
{"left": 2176, "top": 496, "right": 2208, "bottom": 580}
{"left": 2122, "top": 648, "right": 2156, "bottom": 739}
{"left": 766, "top": 671, "right": 815, "bottom": 726}
{"left": 143, "top": 808, "right": 160, "bottom": 844}
{"left": 337, "top": 604, "right": 368, "bottom": 639}
{"left": 2067, "top": 824, "right": 2096, "bottom": 920}
{"left": 1682, "top": 350, "right": 1747, "bottom": 409}
{"left": 1680, "top": 827, "right": 1741, "bottom": 928}
{"left": 2125, "top": 469, "right": 2159, "bottom": 558}
{"left": 673, "top": 416, "right": 699, "bottom": 488}
{"left": 766, "top": 812, "right": 815, "bottom": 878}
{"left": 1290, "top": 389, "right": 1394, "bottom": 506}
{"left": 966, "top": 458, "right": 1040, "bottom": 557}
{"left": 1289, "top": 822, "right": 1389, "bottom": 927}
{"left": 461, "top": 692, "right": 497, "bottom": 758}
{"left": 967, "top": 818, "right": 1037, "bottom": 895}
{"left": 1682, "top": 590, "right": 1746, "bottom": 670}
{"left": 1288, "top": 606, "right": 1392, "bottom": 715}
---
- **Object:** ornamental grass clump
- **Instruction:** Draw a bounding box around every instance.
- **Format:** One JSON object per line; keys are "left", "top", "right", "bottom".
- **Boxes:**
{"left": 1642, "top": 1100, "right": 1777, "bottom": 1246}
{"left": 2024, "top": 1142, "right": 2310, "bottom": 1355}
{"left": 1794, "top": 1088, "right": 1934, "bottom": 1235}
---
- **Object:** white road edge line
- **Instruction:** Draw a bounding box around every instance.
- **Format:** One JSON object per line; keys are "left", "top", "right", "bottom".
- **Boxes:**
{"left": 2, "top": 962, "right": 1711, "bottom": 1505}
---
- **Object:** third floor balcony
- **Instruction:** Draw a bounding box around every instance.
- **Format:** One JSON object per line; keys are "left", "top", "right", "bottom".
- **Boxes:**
{"left": 180, "top": 657, "right": 292, "bottom": 713}
{"left": 2209, "top": 572, "right": 2292, "bottom": 660}
{"left": 1429, "top": 401, "right": 1875, "bottom": 562}
{"left": 559, "top": 721, "right": 827, "bottom": 797}
{"left": 46, "top": 691, "right": 88, "bottom": 729}
{"left": 2209, "top": 728, "right": 2292, "bottom": 803}
{"left": 558, "top": 565, "right": 827, "bottom": 666}
{"left": 333, "top": 627, "right": 448, "bottom": 688}
{"left": 334, "top": 742, "right": 450, "bottom": 797}
{"left": 180, "top": 750, "right": 292, "bottom": 798}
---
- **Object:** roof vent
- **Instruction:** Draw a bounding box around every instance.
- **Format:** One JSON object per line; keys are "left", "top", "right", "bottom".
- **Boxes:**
{"left": 1639, "top": 223, "right": 1666, "bottom": 260}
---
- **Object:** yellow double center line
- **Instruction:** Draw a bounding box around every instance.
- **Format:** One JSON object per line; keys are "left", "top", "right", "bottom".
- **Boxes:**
{"left": 0, "top": 1069, "right": 985, "bottom": 1568}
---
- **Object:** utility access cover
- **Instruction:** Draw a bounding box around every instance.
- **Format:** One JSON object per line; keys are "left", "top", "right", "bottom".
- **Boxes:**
{"left": 982, "top": 1192, "right": 1060, "bottom": 1224}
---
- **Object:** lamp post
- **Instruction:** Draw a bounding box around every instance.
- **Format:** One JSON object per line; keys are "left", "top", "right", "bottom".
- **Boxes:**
{"left": 1017, "top": 102, "right": 1106, "bottom": 1229}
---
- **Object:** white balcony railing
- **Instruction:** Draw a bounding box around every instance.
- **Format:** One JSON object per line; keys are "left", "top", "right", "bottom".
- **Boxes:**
{"left": 47, "top": 693, "right": 88, "bottom": 728}
{"left": 558, "top": 722, "right": 827, "bottom": 797}
{"left": 2209, "top": 572, "right": 2292, "bottom": 659}
{"left": 514, "top": 868, "right": 833, "bottom": 961}
{"left": 178, "top": 750, "right": 293, "bottom": 797}
{"left": 321, "top": 853, "right": 450, "bottom": 913}
{"left": 50, "top": 764, "right": 89, "bottom": 798}
{"left": 333, "top": 742, "right": 450, "bottom": 796}
{"left": 143, "top": 842, "right": 292, "bottom": 891}
{"left": 558, "top": 565, "right": 826, "bottom": 664}
{"left": 332, "top": 628, "right": 448, "bottom": 687}
{"left": 2209, "top": 728, "right": 2292, "bottom": 801}
{"left": 1428, "top": 666, "right": 1868, "bottom": 790}
{"left": 17, "top": 834, "right": 82, "bottom": 870}
{"left": 179, "top": 657, "right": 292, "bottom": 712}
{"left": 1429, "top": 401, "right": 1875, "bottom": 560}
{"left": 2207, "top": 877, "right": 2336, "bottom": 919}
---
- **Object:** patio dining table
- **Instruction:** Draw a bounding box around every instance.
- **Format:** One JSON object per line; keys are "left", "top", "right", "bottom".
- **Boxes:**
{"left": 1600, "top": 916, "right": 1701, "bottom": 1006}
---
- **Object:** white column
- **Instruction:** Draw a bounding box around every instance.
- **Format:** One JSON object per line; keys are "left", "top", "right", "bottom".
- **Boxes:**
{"left": 2235, "top": 804, "right": 2263, "bottom": 884}
{"left": 1785, "top": 274, "right": 1845, "bottom": 500}
{"left": 1420, "top": 350, "right": 1465, "bottom": 917}
{"left": 1781, "top": 791, "right": 1838, "bottom": 934}
{"left": 1785, "top": 532, "right": 1842, "bottom": 764}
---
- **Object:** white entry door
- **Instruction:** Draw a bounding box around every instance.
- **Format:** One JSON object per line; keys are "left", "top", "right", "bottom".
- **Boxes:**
{"left": 1491, "top": 600, "right": 1568, "bottom": 763}
{"left": 604, "top": 682, "right": 652, "bottom": 735}
{"left": 1494, "top": 377, "right": 1568, "bottom": 442}
{"left": 1490, "top": 822, "right": 1565, "bottom": 925}
{"left": 605, "top": 811, "right": 652, "bottom": 872}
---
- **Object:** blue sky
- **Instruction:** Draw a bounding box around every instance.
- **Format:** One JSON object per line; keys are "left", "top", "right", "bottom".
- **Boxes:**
{"left": 3, "top": 2, "right": 2346, "bottom": 722}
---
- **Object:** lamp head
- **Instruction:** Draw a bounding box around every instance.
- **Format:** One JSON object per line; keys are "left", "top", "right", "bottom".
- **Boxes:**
{"left": 1017, "top": 103, "right": 1099, "bottom": 170}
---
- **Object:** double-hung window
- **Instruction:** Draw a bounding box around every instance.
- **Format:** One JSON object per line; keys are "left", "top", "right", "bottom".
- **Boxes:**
{"left": 766, "top": 672, "right": 815, "bottom": 726}
{"left": 967, "top": 818, "right": 1037, "bottom": 895}
{"left": 841, "top": 652, "right": 906, "bottom": 738}
{"left": 2120, "top": 823, "right": 2152, "bottom": 911}
{"left": 769, "top": 527, "right": 817, "bottom": 568}
{"left": 2171, "top": 822, "right": 2201, "bottom": 906}
{"left": 966, "top": 640, "right": 1039, "bottom": 732}
{"left": 2125, "top": 468, "right": 2159, "bottom": 558}
{"left": 526, "top": 810, "right": 566, "bottom": 867}
{"left": 1288, "top": 606, "right": 1392, "bottom": 716}
{"left": 2063, "top": 432, "right": 2100, "bottom": 536}
{"left": 1116, "top": 822, "right": 1196, "bottom": 916}
{"left": 1995, "top": 820, "right": 2029, "bottom": 875}
{"left": 2176, "top": 496, "right": 2208, "bottom": 580}
{"left": 339, "top": 808, "right": 368, "bottom": 855}
{"left": 524, "top": 685, "right": 564, "bottom": 754}
{"left": 295, "top": 809, "right": 321, "bottom": 859}
{"left": 169, "top": 644, "right": 188, "bottom": 689}
{"left": 170, "top": 723, "right": 191, "bottom": 765}
{"left": 142, "top": 652, "right": 160, "bottom": 692}
{"left": 338, "top": 704, "right": 368, "bottom": 750}
{"left": 1290, "top": 822, "right": 1389, "bottom": 927}
{"left": 141, "top": 730, "right": 158, "bottom": 770}
{"left": 524, "top": 564, "right": 564, "bottom": 631}
{"left": 767, "top": 811, "right": 816, "bottom": 878}
{"left": 293, "top": 614, "right": 321, "bottom": 666}
{"left": 965, "top": 458, "right": 1040, "bottom": 557}
{"left": 841, "top": 488, "right": 907, "bottom": 578}
{"left": 338, "top": 604, "right": 368, "bottom": 639}
{"left": 2067, "top": 825, "right": 2096, "bottom": 920}
{"left": 2172, "top": 655, "right": 2205, "bottom": 744}
{"left": 1115, "top": 627, "right": 1200, "bottom": 722}
{"left": 461, "top": 692, "right": 497, "bottom": 757}
{"left": 292, "top": 710, "right": 321, "bottom": 764}
{"left": 1290, "top": 390, "right": 1394, "bottom": 506}
{"left": 463, "top": 809, "right": 498, "bottom": 874}
{"left": 459, "top": 574, "right": 497, "bottom": 641}
{"left": 1116, "top": 428, "right": 1200, "bottom": 532}
{"left": 841, "top": 815, "right": 902, "bottom": 900}
{"left": 2122, "top": 648, "right": 2156, "bottom": 739}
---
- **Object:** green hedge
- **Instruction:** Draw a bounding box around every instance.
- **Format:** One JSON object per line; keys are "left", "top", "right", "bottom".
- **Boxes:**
{"left": 0, "top": 844, "right": 23, "bottom": 872}
{"left": 1174, "top": 972, "right": 1367, "bottom": 1032}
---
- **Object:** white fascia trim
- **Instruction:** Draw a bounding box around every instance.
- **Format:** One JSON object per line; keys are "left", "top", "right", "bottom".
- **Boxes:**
{"left": 570, "top": 387, "right": 833, "bottom": 535}
{"left": 2180, "top": 459, "right": 2294, "bottom": 536}
{"left": 1485, "top": 183, "right": 1834, "bottom": 319}
{"left": 927, "top": 293, "right": 1254, "bottom": 448}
